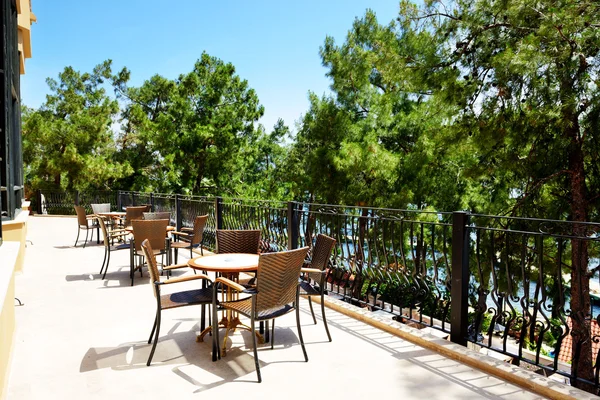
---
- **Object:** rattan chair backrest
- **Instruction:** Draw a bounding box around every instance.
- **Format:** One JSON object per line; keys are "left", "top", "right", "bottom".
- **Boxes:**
{"left": 216, "top": 229, "right": 260, "bottom": 254}
{"left": 190, "top": 215, "right": 209, "bottom": 245}
{"left": 255, "top": 247, "right": 308, "bottom": 312}
{"left": 140, "top": 239, "right": 161, "bottom": 298}
{"left": 96, "top": 216, "right": 110, "bottom": 247}
{"left": 306, "top": 234, "right": 336, "bottom": 283}
{"left": 143, "top": 212, "right": 171, "bottom": 221}
{"left": 74, "top": 205, "right": 89, "bottom": 227}
{"left": 91, "top": 203, "right": 111, "bottom": 214}
{"left": 132, "top": 219, "right": 169, "bottom": 252}
{"left": 310, "top": 234, "right": 336, "bottom": 270}
{"left": 125, "top": 206, "right": 148, "bottom": 226}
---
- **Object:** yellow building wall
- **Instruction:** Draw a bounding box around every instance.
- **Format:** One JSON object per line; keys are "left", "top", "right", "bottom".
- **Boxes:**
{"left": 0, "top": 243, "right": 19, "bottom": 400}
{"left": 16, "top": 0, "right": 35, "bottom": 74}
{"left": 2, "top": 209, "right": 29, "bottom": 274}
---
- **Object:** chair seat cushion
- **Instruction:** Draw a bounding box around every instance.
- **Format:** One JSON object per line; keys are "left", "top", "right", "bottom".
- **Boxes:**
{"left": 160, "top": 288, "right": 213, "bottom": 309}
{"left": 220, "top": 297, "right": 294, "bottom": 320}
{"left": 111, "top": 243, "right": 130, "bottom": 251}
{"left": 299, "top": 280, "right": 321, "bottom": 296}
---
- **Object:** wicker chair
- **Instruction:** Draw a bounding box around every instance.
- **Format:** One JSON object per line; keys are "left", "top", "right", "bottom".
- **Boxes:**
{"left": 74, "top": 205, "right": 96, "bottom": 248}
{"left": 215, "top": 229, "right": 261, "bottom": 254}
{"left": 97, "top": 217, "right": 130, "bottom": 279}
{"left": 119, "top": 205, "right": 150, "bottom": 228}
{"left": 91, "top": 203, "right": 112, "bottom": 239}
{"left": 141, "top": 239, "right": 215, "bottom": 366}
{"left": 143, "top": 211, "right": 171, "bottom": 221}
{"left": 212, "top": 246, "right": 310, "bottom": 382}
{"left": 90, "top": 203, "right": 111, "bottom": 214}
{"left": 299, "top": 234, "right": 336, "bottom": 341}
{"left": 130, "top": 219, "right": 170, "bottom": 286}
{"left": 171, "top": 215, "right": 208, "bottom": 263}
{"left": 216, "top": 229, "right": 261, "bottom": 285}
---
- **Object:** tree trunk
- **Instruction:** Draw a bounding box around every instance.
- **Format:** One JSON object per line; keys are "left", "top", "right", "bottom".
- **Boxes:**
{"left": 568, "top": 136, "right": 594, "bottom": 391}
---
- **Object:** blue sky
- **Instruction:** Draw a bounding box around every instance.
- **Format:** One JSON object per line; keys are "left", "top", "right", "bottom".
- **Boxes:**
{"left": 21, "top": 0, "right": 401, "bottom": 131}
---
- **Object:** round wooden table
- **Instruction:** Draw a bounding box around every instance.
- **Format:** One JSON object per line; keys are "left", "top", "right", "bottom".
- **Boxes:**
{"left": 188, "top": 253, "right": 259, "bottom": 274}
{"left": 96, "top": 211, "right": 126, "bottom": 218}
{"left": 188, "top": 253, "right": 260, "bottom": 354}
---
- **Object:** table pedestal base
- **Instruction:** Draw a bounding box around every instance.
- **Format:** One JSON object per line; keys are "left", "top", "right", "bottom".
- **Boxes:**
{"left": 197, "top": 316, "right": 264, "bottom": 356}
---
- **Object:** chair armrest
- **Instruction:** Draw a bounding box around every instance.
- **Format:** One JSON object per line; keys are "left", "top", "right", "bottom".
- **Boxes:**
{"left": 108, "top": 228, "right": 129, "bottom": 234}
{"left": 158, "top": 275, "right": 211, "bottom": 285}
{"left": 163, "top": 262, "right": 191, "bottom": 271}
{"left": 215, "top": 277, "right": 246, "bottom": 292}
{"left": 109, "top": 232, "right": 130, "bottom": 239}
{"left": 171, "top": 231, "right": 192, "bottom": 238}
{"left": 181, "top": 227, "right": 194, "bottom": 232}
{"left": 301, "top": 267, "right": 324, "bottom": 274}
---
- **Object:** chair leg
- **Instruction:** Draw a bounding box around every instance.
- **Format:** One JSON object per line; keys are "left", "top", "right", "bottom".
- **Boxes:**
{"left": 250, "top": 317, "right": 261, "bottom": 383}
{"left": 192, "top": 247, "right": 197, "bottom": 274}
{"left": 307, "top": 296, "right": 317, "bottom": 324}
{"left": 74, "top": 227, "right": 80, "bottom": 247}
{"left": 102, "top": 249, "right": 111, "bottom": 280}
{"left": 174, "top": 248, "right": 178, "bottom": 264}
{"left": 83, "top": 228, "right": 89, "bottom": 248}
{"left": 148, "top": 314, "right": 158, "bottom": 344}
{"left": 130, "top": 248, "right": 134, "bottom": 286}
{"left": 321, "top": 293, "right": 332, "bottom": 342}
{"left": 100, "top": 246, "right": 108, "bottom": 274}
{"left": 296, "top": 303, "right": 308, "bottom": 362}
{"left": 265, "top": 321, "right": 269, "bottom": 343}
{"left": 212, "top": 300, "right": 220, "bottom": 361}
{"left": 147, "top": 310, "right": 161, "bottom": 366}
{"left": 271, "top": 319, "right": 275, "bottom": 350}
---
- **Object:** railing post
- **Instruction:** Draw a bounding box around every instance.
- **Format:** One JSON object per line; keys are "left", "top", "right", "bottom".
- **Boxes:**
{"left": 176, "top": 194, "right": 182, "bottom": 231}
{"left": 117, "top": 191, "right": 122, "bottom": 211}
{"left": 36, "top": 189, "right": 42, "bottom": 214}
{"left": 150, "top": 193, "right": 155, "bottom": 212}
{"left": 287, "top": 201, "right": 298, "bottom": 250}
{"left": 75, "top": 191, "right": 80, "bottom": 206}
{"left": 451, "top": 211, "right": 470, "bottom": 346}
{"left": 215, "top": 196, "right": 223, "bottom": 229}
{"left": 132, "top": 191, "right": 136, "bottom": 206}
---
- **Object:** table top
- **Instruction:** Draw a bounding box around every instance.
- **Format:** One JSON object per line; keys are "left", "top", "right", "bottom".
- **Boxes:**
{"left": 126, "top": 225, "right": 175, "bottom": 233}
{"left": 97, "top": 211, "right": 126, "bottom": 217}
{"left": 188, "top": 253, "right": 259, "bottom": 273}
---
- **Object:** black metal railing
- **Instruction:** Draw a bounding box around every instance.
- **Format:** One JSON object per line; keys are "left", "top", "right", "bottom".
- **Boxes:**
{"left": 36, "top": 189, "right": 600, "bottom": 390}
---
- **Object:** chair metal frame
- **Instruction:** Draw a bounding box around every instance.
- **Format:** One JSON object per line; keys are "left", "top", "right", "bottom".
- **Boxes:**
{"left": 74, "top": 205, "right": 96, "bottom": 248}
{"left": 171, "top": 215, "right": 208, "bottom": 263}
{"left": 129, "top": 219, "right": 171, "bottom": 286}
{"left": 212, "top": 246, "right": 310, "bottom": 382}
{"left": 97, "top": 216, "right": 130, "bottom": 279}
{"left": 141, "top": 239, "right": 215, "bottom": 366}
{"left": 300, "top": 234, "right": 337, "bottom": 341}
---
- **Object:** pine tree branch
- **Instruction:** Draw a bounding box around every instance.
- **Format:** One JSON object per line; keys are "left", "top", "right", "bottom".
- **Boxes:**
{"left": 510, "top": 170, "right": 571, "bottom": 214}
{"left": 413, "top": 12, "right": 461, "bottom": 22}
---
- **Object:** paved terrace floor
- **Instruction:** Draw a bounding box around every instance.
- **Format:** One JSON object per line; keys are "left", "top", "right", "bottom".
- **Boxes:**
{"left": 6, "top": 216, "right": 548, "bottom": 399}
